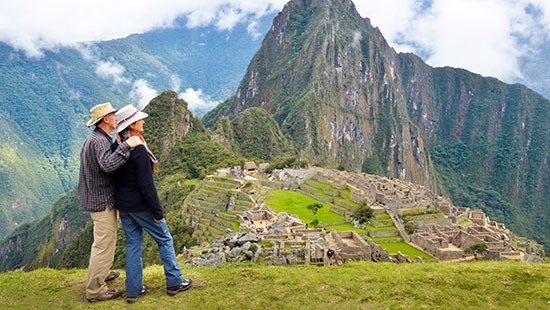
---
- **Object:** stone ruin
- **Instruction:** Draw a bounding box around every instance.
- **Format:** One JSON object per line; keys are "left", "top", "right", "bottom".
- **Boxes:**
{"left": 263, "top": 168, "right": 545, "bottom": 262}
{"left": 185, "top": 167, "right": 544, "bottom": 265}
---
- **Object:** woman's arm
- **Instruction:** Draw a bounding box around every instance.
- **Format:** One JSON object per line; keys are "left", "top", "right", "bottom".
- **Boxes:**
{"left": 134, "top": 145, "right": 164, "bottom": 221}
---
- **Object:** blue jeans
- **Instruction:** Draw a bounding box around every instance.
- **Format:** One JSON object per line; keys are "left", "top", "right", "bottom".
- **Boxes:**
{"left": 119, "top": 210, "right": 184, "bottom": 297}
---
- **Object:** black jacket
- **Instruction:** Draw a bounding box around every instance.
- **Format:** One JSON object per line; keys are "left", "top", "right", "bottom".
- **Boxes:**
{"left": 111, "top": 143, "right": 164, "bottom": 220}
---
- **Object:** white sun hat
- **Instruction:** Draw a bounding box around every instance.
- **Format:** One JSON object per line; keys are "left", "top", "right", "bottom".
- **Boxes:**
{"left": 115, "top": 104, "right": 148, "bottom": 133}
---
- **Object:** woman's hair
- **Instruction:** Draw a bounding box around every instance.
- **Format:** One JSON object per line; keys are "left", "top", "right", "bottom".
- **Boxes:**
{"left": 118, "top": 127, "right": 130, "bottom": 141}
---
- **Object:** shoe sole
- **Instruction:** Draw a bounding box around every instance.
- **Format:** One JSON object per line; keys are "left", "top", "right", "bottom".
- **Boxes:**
{"left": 167, "top": 283, "right": 192, "bottom": 296}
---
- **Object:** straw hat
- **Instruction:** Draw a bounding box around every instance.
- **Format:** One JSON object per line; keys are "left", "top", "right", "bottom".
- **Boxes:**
{"left": 86, "top": 102, "right": 117, "bottom": 127}
{"left": 115, "top": 105, "right": 148, "bottom": 133}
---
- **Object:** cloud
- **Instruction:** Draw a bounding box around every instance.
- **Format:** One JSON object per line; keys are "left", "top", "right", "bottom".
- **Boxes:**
{"left": 130, "top": 79, "right": 158, "bottom": 109}
{"left": 180, "top": 88, "right": 220, "bottom": 112}
{"left": 247, "top": 21, "right": 261, "bottom": 40}
{"left": 355, "top": 0, "right": 550, "bottom": 83}
{"left": 95, "top": 60, "right": 130, "bottom": 85}
{"left": 0, "top": 0, "right": 288, "bottom": 57}
{"left": 170, "top": 74, "right": 181, "bottom": 93}
{"left": 352, "top": 31, "right": 362, "bottom": 48}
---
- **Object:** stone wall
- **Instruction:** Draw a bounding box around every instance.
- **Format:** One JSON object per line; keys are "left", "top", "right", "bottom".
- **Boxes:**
{"left": 368, "top": 229, "right": 400, "bottom": 238}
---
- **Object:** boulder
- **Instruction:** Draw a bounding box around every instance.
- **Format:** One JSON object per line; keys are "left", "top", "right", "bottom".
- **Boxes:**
{"left": 268, "top": 222, "right": 287, "bottom": 235}
{"left": 237, "top": 233, "right": 261, "bottom": 245}
{"left": 269, "top": 255, "right": 287, "bottom": 266}
{"left": 286, "top": 254, "right": 300, "bottom": 265}
{"left": 192, "top": 252, "right": 227, "bottom": 267}
{"left": 240, "top": 241, "right": 252, "bottom": 252}
{"left": 523, "top": 253, "right": 545, "bottom": 263}
{"left": 277, "top": 212, "right": 288, "bottom": 223}
{"left": 395, "top": 251, "right": 411, "bottom": 263}
{"left": 228, "top": 246, "right": 243, "bottom": 258}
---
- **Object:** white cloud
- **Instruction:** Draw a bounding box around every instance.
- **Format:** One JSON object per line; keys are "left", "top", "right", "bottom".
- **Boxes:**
{"left": 352, "top": 31, "right": 362, "bottom": 48}
{"left": 0, "top": 0, "right": 289, "bottom": 57}
{"left": 247, "top": 20, "right": 261, "bottom": 40}
{"left": 180, "top": 88, "right": 220, "bottom": 112}
{"left": 95, "top": 60, "right": 130, "bottom": 85}
{"left": 130, "top": 79, "right": 158, "bottom": 109}
{"left": 170, "top": 74, "right": 181, "bottom": 93}
{"left": 356, "top": 0, "right": 550, "bottom": 83}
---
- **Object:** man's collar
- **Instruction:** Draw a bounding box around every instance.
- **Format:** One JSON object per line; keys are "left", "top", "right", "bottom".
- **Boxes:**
{"left": 94, "top": 127, "right": 113, "bottom": 141}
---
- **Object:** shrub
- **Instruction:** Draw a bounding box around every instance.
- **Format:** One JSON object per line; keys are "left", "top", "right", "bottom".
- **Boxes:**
{"left": 404, "top": 222, "right": 416, "bottom": 235}
{"left": 352, "top": 201, "right": 374, "bottom": 224}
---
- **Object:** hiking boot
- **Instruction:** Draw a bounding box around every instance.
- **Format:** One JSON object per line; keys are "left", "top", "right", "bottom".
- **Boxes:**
{"left": 167, "top": 279, "right": 192, "bottom": 296}
{"left": 87, "top": 289, "right": 123, "bottom": 302}
{"left": 127, "top": 284, "right": 148, "bottom": 304}
{"left": 105, "top": 270, "right": 120, "bottom": 282}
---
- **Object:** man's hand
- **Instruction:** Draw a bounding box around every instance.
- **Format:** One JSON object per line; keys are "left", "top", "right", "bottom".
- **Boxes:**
{"left": 154, "top": 218, "right": 163, "bottom": 223}
{"left": 125, "top": 136, "right": 144, "bottom": 148}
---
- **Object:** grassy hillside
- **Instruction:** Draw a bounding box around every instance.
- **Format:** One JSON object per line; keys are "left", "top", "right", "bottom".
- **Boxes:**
{"left": 1, "top": 261, "right": 549, "bottom": 309}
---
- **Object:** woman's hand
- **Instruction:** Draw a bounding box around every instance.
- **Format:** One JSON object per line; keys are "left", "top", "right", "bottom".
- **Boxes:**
{"left": 154, "top": 218, "right": 163, "bottom": 223}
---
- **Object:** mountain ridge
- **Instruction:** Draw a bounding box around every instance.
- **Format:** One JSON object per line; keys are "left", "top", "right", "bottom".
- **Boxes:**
{"left": 203, "top": 0, "right": 550, "bottom": 247}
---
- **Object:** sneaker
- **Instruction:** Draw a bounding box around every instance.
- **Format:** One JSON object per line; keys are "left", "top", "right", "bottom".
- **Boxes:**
{"left": 87, "top": 289, "right": 123, "bottom": 302}
{"left": 167, "top": 279, "right": 193, "bottom": 296}
{"left": 105, "top": 270, "right": 120, "bottom": 282}
{"left": 127, "top": 284, "right": 148, "bottom": 304}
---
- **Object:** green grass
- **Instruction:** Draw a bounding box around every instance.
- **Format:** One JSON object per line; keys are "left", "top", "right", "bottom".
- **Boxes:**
{"left": 372, "top": 218, "right": 393, "bottom": 223}
{"left": 374, "top": 213, "right": 390, "bottom": 219}
{"left": 400, "top": 205, "right": 429, "bottom": 212}
{"left": 308, "top": 179, "right": 351, "bottom": 197}
{"left": 368, "top": 236, "right": 402, "bottom": 242}
{"left": 364, "top": 224, "right": 398, "bottom": 231}
{"left": 325, "top": 224, "right": 367, "bottom": 234}
{"left": 378, "top": 242, "right": 434, "bottom": 261}
{"left": 230, "top": 221, "right": 240, "bottom": 232}
{"left": 458, "top": 219, "right": 471, "bottom": 226}
{"left": 211, "top": 180, "right": 237, "bottom": 186}
{"left": 414, "top": 217, "right": 448, "bottom": 222}
{"left": 265, "top": 190, "right": 345, "bottom": 223}
{"left": 1, "top": 261, "right": 550, "bottom": 309}
{"left": 183, "top": 179, "right": 200, "bottom": 186}
{"left": 302, "top": 184, "right": 359, "bottom": 207}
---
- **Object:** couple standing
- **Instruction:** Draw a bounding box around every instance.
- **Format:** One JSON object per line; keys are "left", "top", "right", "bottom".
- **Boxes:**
{"left": 77, "top": 102, "right": 192, "bottom": 303}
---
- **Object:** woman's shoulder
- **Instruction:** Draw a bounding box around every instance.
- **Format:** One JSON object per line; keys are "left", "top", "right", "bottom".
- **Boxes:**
{"left": 130, "top": 144, "right": 148, "bottom": 158}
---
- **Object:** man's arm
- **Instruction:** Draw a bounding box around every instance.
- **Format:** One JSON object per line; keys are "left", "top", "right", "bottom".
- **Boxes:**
{"left": 94, "top": 139, "right": 131, "bottom": 174}
{"left": 94, "top": 136, "right": 143, "bottom": 174}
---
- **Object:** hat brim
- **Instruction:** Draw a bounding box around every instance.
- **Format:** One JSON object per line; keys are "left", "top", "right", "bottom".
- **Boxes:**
{"left": 116, "top": 111, "right": 148, "bottom": 133}
{"left": 86, "top": 108, "right": 117, "bottom": 127}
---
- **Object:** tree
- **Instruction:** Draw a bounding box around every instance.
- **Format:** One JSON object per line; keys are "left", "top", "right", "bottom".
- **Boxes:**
{"left": 352, "top": 201, "right": 374, "bottom": 224}
{"left": 404, "top": 221, "right": 415, "bottom": 235}
{"left": 464, "top": 243, "right": 488, "bottom": 260}
{"left": 307, "top": 203, "right": 324, "bottom": 227}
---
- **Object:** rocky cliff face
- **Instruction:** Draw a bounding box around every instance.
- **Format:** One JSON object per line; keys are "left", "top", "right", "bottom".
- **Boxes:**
{"left": 143, "top": 91, "right": 204, "bottom": 165}
{"left": 203, "top": 0, "right": 550, "bottom": 247}
{"left": 204, "top": 0, "right": 438, "bottom": 190}
{"left": 0, "top": 191, "right": 89, "bottom": 272}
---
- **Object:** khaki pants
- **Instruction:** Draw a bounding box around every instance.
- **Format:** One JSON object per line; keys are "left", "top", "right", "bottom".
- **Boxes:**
{"left": 86, "top": 207, "right": 118, "bottom": 299}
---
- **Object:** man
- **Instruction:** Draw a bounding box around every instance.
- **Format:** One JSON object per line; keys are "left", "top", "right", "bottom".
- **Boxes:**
{"left": 78, "top": 102, "right": 143, "bottom": 302}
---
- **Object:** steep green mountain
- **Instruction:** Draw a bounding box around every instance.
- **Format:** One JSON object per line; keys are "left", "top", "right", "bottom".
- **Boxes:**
{"left": 0, "top": 91, "right": 243, "bottom": 272}
{"left": 212, "top": 107, "right": 293, "bottom": 161}
{"left": 204, "top": 0, "right": 438, "bottom": 189}
{"left": 399, "top": 54, "right": 550, "bottom": 245}
{"left": 0, "top": 16, "right": 274, "bottom": 238}
{"left": 203, "top": 0, "right": 550, "bottom": 247}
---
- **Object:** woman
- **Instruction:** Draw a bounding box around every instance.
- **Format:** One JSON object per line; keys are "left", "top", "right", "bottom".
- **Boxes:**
{"left": 112, "top": 104, "right": 192, "bottom": 303}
